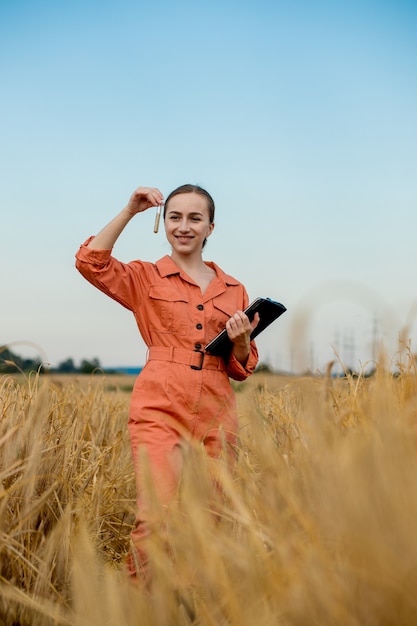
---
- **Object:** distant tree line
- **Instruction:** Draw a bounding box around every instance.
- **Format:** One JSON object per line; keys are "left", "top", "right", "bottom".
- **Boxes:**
{"left": 1, "top": 346, "right": 280, "bottom": 377}
{"left": 0, "top": 347, "right": 107, "bottom": 375}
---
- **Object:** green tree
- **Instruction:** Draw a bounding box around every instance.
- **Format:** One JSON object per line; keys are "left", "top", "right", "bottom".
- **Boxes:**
{"left": 57, "top": 358, "right": 77, "bottom": 373}
{"left": 79, "top": 358, "right": 102, "bottom": 374}
{"left": 0, "top": 346, "right": 43, "bottom": 373}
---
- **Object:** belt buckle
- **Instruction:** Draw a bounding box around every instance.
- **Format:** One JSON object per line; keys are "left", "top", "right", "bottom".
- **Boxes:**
{"left": 190, "top": 349, "right": 204, "bottom": 370}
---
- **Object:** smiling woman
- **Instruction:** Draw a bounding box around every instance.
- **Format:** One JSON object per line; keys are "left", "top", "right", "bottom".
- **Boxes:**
{"left": 75, "top": 183, "right": 259, "bottom": 583}
{"left": 164, "top": 183, "right": 215, "bottom": 251}
{"left": 165, "top": 193, "right": 214, "bottom": 263}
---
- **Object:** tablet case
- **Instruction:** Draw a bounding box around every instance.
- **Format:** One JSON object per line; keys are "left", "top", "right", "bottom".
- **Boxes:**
{"left": 204, "top": 297, "right": 287, "bottom": 358}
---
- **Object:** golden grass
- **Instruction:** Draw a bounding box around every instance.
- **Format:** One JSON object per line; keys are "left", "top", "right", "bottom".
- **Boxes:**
{"left": 1, "top": 358, "right": 417, "bottom": 625}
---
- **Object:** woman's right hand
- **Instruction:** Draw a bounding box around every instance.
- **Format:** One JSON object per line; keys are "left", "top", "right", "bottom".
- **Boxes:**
{"left": 86, "top": 186, "right": 165, "bottom": 250}
{"left": 126, "top": 186, "right": 164, "bottom": 216}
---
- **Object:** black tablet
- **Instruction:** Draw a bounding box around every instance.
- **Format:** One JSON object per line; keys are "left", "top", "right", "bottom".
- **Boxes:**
{"left": 204, "top": 297, "right": 287, "bottom": 359}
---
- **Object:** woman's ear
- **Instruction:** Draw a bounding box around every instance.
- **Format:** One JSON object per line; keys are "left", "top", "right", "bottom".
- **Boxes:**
{"left": 207, "top": 222, "right": 215, "bottom": 238}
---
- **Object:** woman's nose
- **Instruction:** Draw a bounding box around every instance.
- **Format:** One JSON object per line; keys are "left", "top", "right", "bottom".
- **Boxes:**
{"left": 178, "top": 218, "right": 189, "bottom": 231}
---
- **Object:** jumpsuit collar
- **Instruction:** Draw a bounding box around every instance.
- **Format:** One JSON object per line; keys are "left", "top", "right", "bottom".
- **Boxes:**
{"left": 155, "top": 255, "right": 240, "bottom": 301}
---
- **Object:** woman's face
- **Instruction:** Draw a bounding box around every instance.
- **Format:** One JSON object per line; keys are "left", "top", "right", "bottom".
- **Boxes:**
{"left": 164, "top": 192, "right": 214, "bottom": 256}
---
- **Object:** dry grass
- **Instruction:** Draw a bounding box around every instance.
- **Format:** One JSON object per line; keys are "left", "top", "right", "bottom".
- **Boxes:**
{"left": 1, "top": 357, "right": 417, "bottom": 625}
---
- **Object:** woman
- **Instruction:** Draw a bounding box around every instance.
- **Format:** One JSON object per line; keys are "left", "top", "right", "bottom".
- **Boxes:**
{"left": 75, "top": 184, "right": 259, "bottom": 578}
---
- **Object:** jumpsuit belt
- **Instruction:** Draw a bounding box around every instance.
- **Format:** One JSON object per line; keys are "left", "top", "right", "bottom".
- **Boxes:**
{"left": 147, "top": 346, "right": 226, "bottom": 372}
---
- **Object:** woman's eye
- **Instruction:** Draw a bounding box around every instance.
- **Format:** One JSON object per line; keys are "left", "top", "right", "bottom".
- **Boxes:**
{"left": 191, "top": 217, "right": 201, "bottom": 221}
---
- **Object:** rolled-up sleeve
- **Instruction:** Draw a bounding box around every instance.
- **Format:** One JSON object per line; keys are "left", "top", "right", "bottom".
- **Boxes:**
{"left": 76, "top": 237, "right": 112, "bottom": 266}
{"left": 75, "top": 237, "right": 143, "bottom": 311}
{"left": 226, "top": 341, "right": 258, "bottom": 381}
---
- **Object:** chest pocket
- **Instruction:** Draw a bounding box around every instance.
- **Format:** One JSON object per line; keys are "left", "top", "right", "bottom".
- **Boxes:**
{"left": 209, "top": 292, "right": 240, "bottom": 337}
{"left": 148, "top": 285, "right": 188, "bottom": 335}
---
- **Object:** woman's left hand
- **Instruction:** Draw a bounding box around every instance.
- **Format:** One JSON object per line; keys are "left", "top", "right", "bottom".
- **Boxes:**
{"left": 226, "top": 311, "right": 260, "bottom": 366}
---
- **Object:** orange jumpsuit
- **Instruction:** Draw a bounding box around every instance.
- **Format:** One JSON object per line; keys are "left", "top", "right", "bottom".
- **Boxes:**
{"left": 75, "top": 238, "right": 258, "bottom": 576}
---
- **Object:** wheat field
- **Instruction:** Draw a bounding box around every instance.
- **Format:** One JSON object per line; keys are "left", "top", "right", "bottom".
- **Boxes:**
{"left": 1, "top": 353, "right": 417, "bottom": 625}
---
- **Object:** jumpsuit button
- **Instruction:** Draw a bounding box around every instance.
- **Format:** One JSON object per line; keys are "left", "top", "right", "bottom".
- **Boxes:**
{"left": 195, "top": 343, "right": 202, "bottom": 350}
{"left": 197, "top": 304, "right": 204, "bottom": 310}
{"left": 196, "top": 323, "right": 203, "bottom": 330}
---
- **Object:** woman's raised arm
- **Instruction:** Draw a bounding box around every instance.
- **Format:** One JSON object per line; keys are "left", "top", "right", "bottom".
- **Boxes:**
{"left": 87, "top": 186, "right": 164, "bottom": 250}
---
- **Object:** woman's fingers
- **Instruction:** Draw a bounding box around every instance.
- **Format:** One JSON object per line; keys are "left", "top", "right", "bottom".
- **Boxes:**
{"left": 251, "top": 312, "right": 260, "bottom": 331}
{"left": 226, "top": 311, "right": 253, "bottom": 339}
{"left": 128, "top": 186, "right": 164, "bottom": 213}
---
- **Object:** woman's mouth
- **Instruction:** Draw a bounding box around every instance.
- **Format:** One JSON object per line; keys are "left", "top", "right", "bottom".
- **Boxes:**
{"left": 176, "top": 236, "right": 193, "bottom": 243}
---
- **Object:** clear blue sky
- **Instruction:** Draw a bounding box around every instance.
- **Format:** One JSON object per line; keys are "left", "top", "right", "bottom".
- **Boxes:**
{"left": 2, "top": 0, "right": 417, "bottom": 373}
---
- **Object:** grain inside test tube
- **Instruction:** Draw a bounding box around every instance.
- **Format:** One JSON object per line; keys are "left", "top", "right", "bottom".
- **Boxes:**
{"left": 154, "top": 204, "right": 162, "bottom": 233}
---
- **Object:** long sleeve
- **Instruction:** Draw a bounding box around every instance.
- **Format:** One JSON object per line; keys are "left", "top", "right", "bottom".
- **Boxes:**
{"left": 75, "top": 237, "right": 147, "bottom": 311}
{"left": 226, "top": 341, "right": 258, "bottom": 381}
